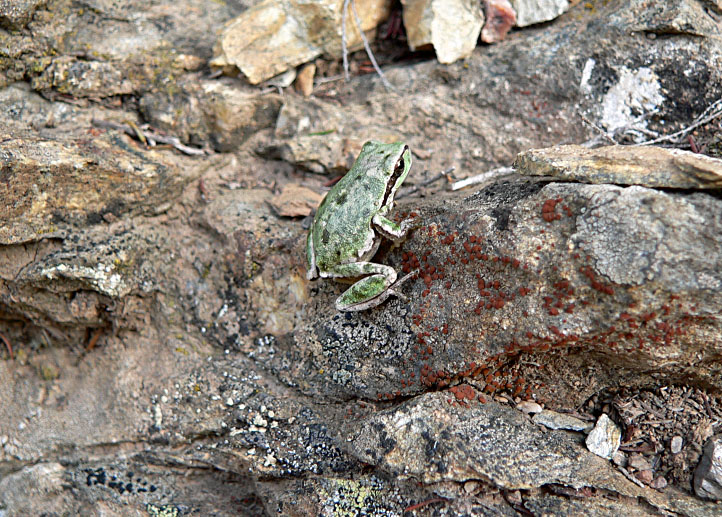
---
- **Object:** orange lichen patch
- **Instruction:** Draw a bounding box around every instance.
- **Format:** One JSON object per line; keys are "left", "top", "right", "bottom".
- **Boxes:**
{"left": 579, "top": 265, "right": 614, "bottom": 295}
{"left": 401, "top": 250, "right": 421, "bottom": 274}
{"left": 390, "top": 210, "right": 695, "bottom": 409}
{"left": 541, "top": 198, "right": 563, "bottom": 222}
{"left": 449, "top": 383, "right": 476, "bottom": 401}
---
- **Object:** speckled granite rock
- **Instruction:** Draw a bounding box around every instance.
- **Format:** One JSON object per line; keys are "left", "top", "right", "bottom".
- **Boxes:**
{"left": 0, "top": 0, "right": 45, "bottom": 30}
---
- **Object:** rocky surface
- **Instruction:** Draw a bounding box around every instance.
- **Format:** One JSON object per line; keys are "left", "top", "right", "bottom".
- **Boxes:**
{"left": 695, "top": 435, "right": 722, "bottom": 500}
{"left": 1, "top": 0, "right": 722, "bottom": 515}
{"left": 292, "top": 179, "right": 722, "bottom": 406}
{"left": 511, "top": 0, "right": 569, "bottom": 27}
{"left": 211, "top": 0, "right": 394, "bottom": 84}
{"left": 481, "top": 0, "right": 517, "bottom": 43}
{"left": 402, "top": 0, "right": 485, "bottom": 63}
{"left": 586, "top": 414, "right": 621, "bottom": 460}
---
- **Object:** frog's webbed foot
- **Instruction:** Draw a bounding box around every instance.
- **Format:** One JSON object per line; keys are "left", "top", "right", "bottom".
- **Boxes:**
{"left": 335, "top": 275, "right": 393, "bottom": 311}
{"left": 336, "top": 271, "right": 418, "bottom": 312}
{"left": 333, "top": 266, "right": 418, "bottom": 312}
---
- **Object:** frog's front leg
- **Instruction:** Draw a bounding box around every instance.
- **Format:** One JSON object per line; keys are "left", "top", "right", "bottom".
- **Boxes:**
{"left": 325, "top": 262, "right": 416, "bottom": 311}
{"left": 372, "top": 213, "right": 414, "bottom": 241}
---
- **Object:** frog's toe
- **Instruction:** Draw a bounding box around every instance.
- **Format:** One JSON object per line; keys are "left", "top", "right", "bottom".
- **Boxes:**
{"left": 383, "top": 270, "right": 418, "bottom": 304}
{"left": 335, "top": 270, "right": 419, "bottom": 311}
{"left": 389, "top": 289, "right": 408, "bottom": 303}
{"left": 336, "top": 294, "right": 388, "bottom": 312}
{"left": 335, "top": 274, "right": 392, "bottom": 312}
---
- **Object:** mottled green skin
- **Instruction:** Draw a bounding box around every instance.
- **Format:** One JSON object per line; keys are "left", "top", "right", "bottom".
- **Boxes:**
{"left": 306, "top": 141, "right": 413, "bottom": 311}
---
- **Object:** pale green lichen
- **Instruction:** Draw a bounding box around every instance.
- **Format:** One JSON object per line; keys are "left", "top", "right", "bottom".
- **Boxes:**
{"left": 319, "top": 477, "right": 388, "bottom": 517}
{"left": 146, "top": 503, "right": 179, "bottom": 517}
{"left": 40, "top": 262, "right": 129, "bottom": 297}
{"left": 40, "top": 364, "right": 59, "bottom": 381}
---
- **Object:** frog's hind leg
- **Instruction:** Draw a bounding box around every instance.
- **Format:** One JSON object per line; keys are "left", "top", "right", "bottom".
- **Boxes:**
{"left": 306, "top": 231, "right": 318, "bottom": 280}
{"left": 337, "top": 274, "right": 394, "bottom": 311}
{"left": 325, "top": 262, "right": 414, "bottom": 312}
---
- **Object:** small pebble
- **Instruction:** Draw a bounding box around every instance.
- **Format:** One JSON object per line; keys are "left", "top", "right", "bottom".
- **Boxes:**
{"left": 671, "top": 435, "right": 683, "bottom": 454}
{"left": 636, "top": 469, "right": 654, "bottom": 484}
{"left": 651, "top": 476, "right": 668, "bottom": 490}
{"left": 612, "top": 451, "right": 627, "bottom": 467}
{"left": 517, "top": 401, "right": 543, "bottom": 414}
{"left": 586, "top": 414, "right": 621, "bottom": 459}
{"left": 628, "top": 454, "right": 652, "bottom": 471}
{"left": 294, "top": 63, "right": 315, "bottom": 97}
{"left": 464, "top": 481, "right": 479, "bottom": 494}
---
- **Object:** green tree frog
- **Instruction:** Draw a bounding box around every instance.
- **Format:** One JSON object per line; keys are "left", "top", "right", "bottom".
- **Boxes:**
{"left": 306, "top": 141, "right": 417, "bottom": 311}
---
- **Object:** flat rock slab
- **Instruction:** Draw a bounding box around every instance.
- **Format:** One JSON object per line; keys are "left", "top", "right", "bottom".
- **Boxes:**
{"left": 0, "top": 121, "right": 195, "bottom": 245}
{"left": 514, "top": 144, "right": 722, "bottom": 189}
{"left": 292, "top": 178, "right": 722, "bottom": 406}
{"left": 350, "top": 392, "right": 607, "bottom": 488}
{"left": 348, "top": 392, "right": 717, "bottom": 515}
{"left": 532, "top": 409, "right": 593, "bottom": 431}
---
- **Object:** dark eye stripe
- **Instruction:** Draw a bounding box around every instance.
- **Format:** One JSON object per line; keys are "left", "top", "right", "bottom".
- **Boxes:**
{"left": 382, "top": 149, "right": 407, "bottom": 205}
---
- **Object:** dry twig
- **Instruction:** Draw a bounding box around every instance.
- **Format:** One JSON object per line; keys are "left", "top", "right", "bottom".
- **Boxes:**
{"left": 342, "top": 0, "right": 394, "bottom": 90}
{"left": 617, "top": 466, "right": 647, "bottom": 488}
{"left": 580, "top": 110, "right": 659, "bottom": 148}
{"left": 640, "top": 97, "right": 722, "bottom": 146}
{"left": 398, "top": 166, "right": 455, "bottom": 198}
{"left": 450, "top": 166, "right": 514, "bottom": 191}
{"left": 85, "top": 327, "right": 104, "bottom": 352}
{"left": 91, "top": 119, "right": 206, "bottom": 156}
{"left": 0, "top": 332, "right": 13, "bottom": 359}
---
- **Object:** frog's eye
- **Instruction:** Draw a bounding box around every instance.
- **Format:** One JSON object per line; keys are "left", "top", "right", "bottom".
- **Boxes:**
{"left": 384, "top": 148, "right": 408, "bottom": 204}
{"left": 393, "top": 146, "right": 409, "bottom": 177}
{"left": 394, "top": 157, "right": 405, "bottom": 177}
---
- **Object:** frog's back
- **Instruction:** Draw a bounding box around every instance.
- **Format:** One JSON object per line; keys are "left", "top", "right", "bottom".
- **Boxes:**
{"left": 312, "top": 173, "right": 387, "bottom": 269}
